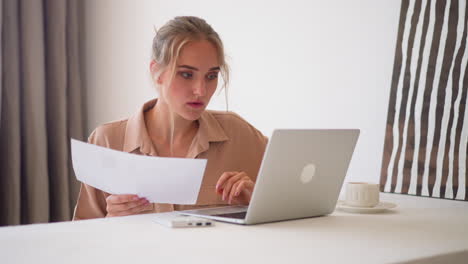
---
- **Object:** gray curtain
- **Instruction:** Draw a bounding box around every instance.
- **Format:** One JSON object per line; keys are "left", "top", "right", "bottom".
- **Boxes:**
{"left": 0, "top": 0, "right": 2, "bottom": 124}
{"left": 0, "top": 0, "right": 86, "bottom": 226}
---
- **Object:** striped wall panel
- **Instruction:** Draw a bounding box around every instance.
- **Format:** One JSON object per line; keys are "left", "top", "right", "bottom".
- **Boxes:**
{"left": 380, "top": 0, "right": 468, "bottom": 201}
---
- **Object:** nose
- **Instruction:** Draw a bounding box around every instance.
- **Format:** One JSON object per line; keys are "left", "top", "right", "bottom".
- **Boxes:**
{"left": 193, "top": 79, "right": 206, "bottom": 97}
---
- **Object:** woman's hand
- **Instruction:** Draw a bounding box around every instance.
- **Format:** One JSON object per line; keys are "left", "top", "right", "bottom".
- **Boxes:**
{"left": 105, "top": 194, "right": 152, "bottom": 217}
{"left": 215, "top": 171, "right": 255, "bottom": 205}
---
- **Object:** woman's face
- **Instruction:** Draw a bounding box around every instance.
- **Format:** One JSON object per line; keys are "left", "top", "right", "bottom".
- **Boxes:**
{"left": 156, "top": 40, "right": 220, "bottom": 121}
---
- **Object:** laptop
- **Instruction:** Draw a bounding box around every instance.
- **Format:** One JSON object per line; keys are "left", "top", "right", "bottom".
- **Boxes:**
{"left": 180, "top": 129, "right": 360, "bottom": 225}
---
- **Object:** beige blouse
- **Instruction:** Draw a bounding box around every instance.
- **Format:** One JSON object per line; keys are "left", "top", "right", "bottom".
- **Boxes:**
{"left": 73, "top": 99, "right": 268, "bottom": 220}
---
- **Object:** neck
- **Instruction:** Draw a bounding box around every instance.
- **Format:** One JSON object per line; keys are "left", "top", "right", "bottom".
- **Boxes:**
{"left": 146, "top": 99, "right": 198, "bottom": 144}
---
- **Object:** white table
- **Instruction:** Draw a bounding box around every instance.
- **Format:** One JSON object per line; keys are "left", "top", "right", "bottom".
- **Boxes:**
{"left": 1, "top": 193, "right": 467, "bottom": 264}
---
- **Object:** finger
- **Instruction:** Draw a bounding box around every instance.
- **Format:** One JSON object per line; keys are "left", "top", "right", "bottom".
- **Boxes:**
{"left": 125, "top": 201, "right": 151, "bottom": 214}
{"left": 216, "top": 172, "right": 238, "bottom": 191}
{"left": 222, "top": 174, "right": 242, "bottom": 201}
{"left": 222, "top": 173, "right": 245, "bottom": 201}
{"left": 142, "top": 202, "right": 154, "bottom": 212}
{"left": 106, "top": 194, "right": 139, "bottom": 205}
{"left": 234, "top": 180, "right": 254, "bottom": 204}
{"left": 115, "top": 200, "right": 150, "bottom": 216}
{"left": 235, "top": 179, "right": 254, "bottom": 197}
{"left": 229, "top": 180, "right": 243, "bottom": 204}
{"left": 107, "top": 198, "right": 148, "bottom": 214}
{"left": 230, "top": 178, "right": 253, "bottom": 204}
{"left": 107, "top": 198, "right": 145, "bottom": 214}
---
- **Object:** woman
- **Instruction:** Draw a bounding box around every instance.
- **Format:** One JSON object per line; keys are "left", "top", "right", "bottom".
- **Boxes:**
{"left": 73, "top": 16, "right": 267, "bottom": 219}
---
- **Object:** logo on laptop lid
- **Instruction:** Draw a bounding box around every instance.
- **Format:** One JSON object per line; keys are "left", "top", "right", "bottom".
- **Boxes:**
{"left": 300, "top": 163, "right": 316, "bottom": 184}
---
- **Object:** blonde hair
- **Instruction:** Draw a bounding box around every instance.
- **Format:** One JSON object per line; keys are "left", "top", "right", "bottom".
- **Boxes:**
{"left": 151, "top": 17, "right": 230, "bottom": 156}
{"left": 151, "top": 16, "right": 230, "bottom": 105}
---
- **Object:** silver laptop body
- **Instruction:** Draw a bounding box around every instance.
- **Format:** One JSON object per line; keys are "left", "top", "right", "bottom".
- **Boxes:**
{"left": 180, "top": 129, "right": 360, "bottom": 225}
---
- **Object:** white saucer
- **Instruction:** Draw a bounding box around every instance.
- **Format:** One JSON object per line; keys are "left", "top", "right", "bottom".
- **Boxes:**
{"left": 335, "top": 200, "right": 397, "bottom": 214}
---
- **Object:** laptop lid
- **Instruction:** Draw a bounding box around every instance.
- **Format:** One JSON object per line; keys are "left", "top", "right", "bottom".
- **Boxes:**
{"left": 244, "top": 129, "right": 359, "bottom": 224}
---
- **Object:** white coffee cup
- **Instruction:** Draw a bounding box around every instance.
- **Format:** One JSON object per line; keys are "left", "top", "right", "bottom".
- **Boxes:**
{"left": 345, "top": 182, "right": 380, "bottom": 207}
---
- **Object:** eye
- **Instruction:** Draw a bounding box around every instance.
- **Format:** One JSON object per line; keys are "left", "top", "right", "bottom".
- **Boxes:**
{"left": 179, "top": 71, "right": 193, "bottom": 79}
{"left": 206, "top": 72, "right": 219, "bottom": 80}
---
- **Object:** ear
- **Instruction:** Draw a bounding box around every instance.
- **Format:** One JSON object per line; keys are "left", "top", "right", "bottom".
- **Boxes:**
{"left": 150, "top": 60, "right": 163, "bottom": 84}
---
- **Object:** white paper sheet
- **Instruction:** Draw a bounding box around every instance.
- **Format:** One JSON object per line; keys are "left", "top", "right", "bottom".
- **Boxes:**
{"left": 71, "top": 139, "right": 207, "bottom": 204}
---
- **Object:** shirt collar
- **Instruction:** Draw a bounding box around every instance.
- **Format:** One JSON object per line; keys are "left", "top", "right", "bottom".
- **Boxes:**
{"left": 123, "top": 98, "right": 229, "bottom": 157}
{"left": 122, "top": 99, "right": 157, "bottom": 154}
{"left": 187, "top": 108, "right": 229, "bottom": 158}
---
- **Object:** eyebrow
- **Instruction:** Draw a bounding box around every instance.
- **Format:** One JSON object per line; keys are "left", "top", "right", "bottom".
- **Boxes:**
{"left": 178, "top": 65, "right": 220, "bottom": 71}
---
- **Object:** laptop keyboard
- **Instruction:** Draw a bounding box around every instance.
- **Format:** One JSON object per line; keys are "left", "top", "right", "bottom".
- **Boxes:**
{"left": 213, "top": 211, "right": 247, "bottom": 219}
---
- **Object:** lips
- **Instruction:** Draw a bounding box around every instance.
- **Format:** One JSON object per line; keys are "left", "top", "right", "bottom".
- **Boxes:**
{"left": 187, "top": 101, "right": 205, "bottom": 108}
